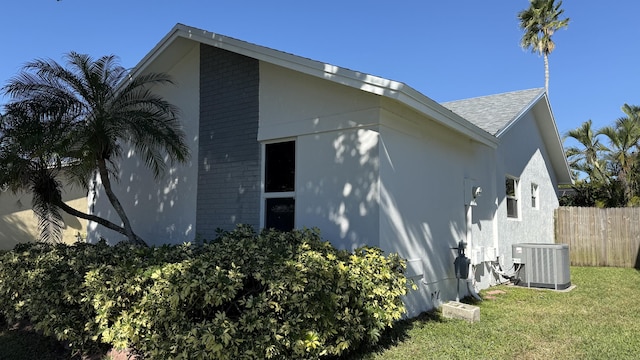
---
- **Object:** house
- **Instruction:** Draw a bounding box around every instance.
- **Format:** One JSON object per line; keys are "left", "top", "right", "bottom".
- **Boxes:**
{"left": 1, "top": 184, "right": 87, "bottom": 249}
{"left": 88, "top": 24, "right": 572, "bottom": 316}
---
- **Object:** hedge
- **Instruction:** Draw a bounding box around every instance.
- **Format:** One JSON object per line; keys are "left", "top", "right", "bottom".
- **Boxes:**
{"left": 0, "top": 226, "right": 414, "bottom": 359}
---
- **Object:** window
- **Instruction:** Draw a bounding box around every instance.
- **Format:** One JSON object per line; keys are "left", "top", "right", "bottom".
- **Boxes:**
{"left": 506, "top": 176, "right": 519, "bottom": 218}
{"left": 531, "top": 183, "right": 539, "bottom": 209}
{"left": 264, "top": 141, "right": 295, "bottom": 231}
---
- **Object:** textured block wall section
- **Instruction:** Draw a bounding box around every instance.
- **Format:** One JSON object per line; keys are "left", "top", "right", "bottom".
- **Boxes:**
{"left": 197, "top": 44, "right": 261, "bottom": 238}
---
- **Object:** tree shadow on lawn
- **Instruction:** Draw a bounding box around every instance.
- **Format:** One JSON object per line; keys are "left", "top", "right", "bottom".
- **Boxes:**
{"left": 335, "top": 310, "right": 446, "bottom": 360}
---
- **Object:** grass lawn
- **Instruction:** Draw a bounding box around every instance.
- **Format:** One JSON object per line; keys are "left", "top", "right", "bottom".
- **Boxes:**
{"left": 1, "top": 266, "right": 639, "bottom": 359}
{"left": 343, "top": 266, "right": 640, "bottom": 360}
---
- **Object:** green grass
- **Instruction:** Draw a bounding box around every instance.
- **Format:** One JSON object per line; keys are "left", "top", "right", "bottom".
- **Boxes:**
{"left": 341, "top": 266, "right": 640, "bottom": 360}
{"left": 1, "top": 267, "right": 639, "bottom": 359}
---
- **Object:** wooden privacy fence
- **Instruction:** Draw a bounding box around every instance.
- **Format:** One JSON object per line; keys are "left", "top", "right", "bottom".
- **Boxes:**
{"left": 555, "top": 207, "right": 640, "bottom": 268}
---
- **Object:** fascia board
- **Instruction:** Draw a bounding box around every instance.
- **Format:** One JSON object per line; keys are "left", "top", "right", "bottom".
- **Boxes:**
{"left": 534, "top": 95, "right": 573, "bottom": 185}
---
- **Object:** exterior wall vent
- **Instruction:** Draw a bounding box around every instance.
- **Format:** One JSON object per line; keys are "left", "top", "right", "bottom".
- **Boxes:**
{"left": 512, "top": 243, "right": 571, "bottom": 290}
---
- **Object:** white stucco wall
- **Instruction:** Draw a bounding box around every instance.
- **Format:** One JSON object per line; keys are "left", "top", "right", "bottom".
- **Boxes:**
{"left": 259, "top": 63, "right": 520, "bottom": 316}
{"left": 89, "top": 44, "right": 201, "bottom": 245}
{"left": 259, "top": 62, "right": 384, "bottom": 249}
{"left": 495, "top": 110, "right": 560, "bottom": 268}
{"left": 258, "top": 62, "right": 381, "bottom": 141}
{"left": 296, "top": 128, "right": 381, "bottom": 250}
{"left": 376, "top": 102, "right": 497, "bottom": 315}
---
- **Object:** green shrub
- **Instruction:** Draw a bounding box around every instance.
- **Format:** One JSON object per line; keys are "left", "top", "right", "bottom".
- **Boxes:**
{"left": 0, "top": 227, "right": 413, "bottom": 359}
{"left": 0, "top": 241, "right": 110, "bottom": 354}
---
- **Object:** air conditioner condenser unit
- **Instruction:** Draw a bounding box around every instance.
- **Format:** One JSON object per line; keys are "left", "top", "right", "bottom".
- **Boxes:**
{"left": 512, "top": 243, "right": 571, "bottom": 290}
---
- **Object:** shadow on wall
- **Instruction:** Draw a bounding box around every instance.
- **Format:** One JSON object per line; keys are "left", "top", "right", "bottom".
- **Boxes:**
{"left": 297, "top": 124, "right": 492, "bottom": 314}
{"left": 0, "top": 194, "right": 36, "bottom": 250}
{"left": 0, "top": 189, "right": 87, "bottom": 249}
{"left": 90, "top": 155, "right": 198, "bottom": 245}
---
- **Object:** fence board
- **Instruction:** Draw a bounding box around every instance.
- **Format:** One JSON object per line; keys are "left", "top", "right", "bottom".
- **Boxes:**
{"left": 555, "top": 207, "right": 640, "bottom": 268}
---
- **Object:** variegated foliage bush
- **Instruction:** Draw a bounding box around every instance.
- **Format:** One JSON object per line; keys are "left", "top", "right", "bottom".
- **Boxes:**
{"left": 0, "top": 226, "right": 413, "bottom": 359}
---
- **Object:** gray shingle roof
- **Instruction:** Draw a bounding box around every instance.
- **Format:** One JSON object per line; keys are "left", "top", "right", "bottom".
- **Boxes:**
{"left": 441, "top": 88, "right": 545, "bottom": 136}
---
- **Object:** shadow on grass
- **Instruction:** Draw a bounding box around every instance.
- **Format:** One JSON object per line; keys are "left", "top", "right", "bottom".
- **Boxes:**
{"left": 0, "top": 316, "right": 114, "bottom": 360}
{"left": 334, "top": 310, "right": 446, "bottom": 360}
{"left": 0, "top": 317, "right": 73, "bottom": 360}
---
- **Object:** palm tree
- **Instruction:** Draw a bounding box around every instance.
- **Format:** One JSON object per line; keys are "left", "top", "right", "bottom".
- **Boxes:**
{"left": 0, "top": 105, "right": 68, "bottom": 242}
{"left": 564, "top": 119, "right": 607, "bottom": 182}
{"left": 2, "top": 52, "right": 190, "bottom": 245}
{"left": 598, "top": 104, "right": 640, "bottom": 205}
{"left": 518, "top": 0, "right": 570, "bottom": 95}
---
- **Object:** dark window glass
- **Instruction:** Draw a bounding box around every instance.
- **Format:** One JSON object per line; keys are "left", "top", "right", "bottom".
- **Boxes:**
{"left": 265, "top": 197, "right": 295, "bottom": 231}
{"left": 265, "top": 141, "right": 295, "bottom": 192}
{"left": 506, "top": 178, "right": 516, "bottom": 197}
{"left": 506, "top": 177, "right": 518, "bottom": 218}
{"left": 507, "top": 198, "right": 518, "bottom": 218}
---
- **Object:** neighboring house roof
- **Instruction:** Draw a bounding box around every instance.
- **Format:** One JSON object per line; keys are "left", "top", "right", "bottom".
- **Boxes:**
{"left": 131, "top": 23, "right": 498, "bottom": 148}
{"left": 443, "top": 89, "right": 573, "bottom": 185}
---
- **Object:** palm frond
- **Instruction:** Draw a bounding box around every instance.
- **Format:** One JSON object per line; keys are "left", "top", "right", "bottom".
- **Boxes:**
{"left": 30, "top": 170, "right": 65, "bottom": 243}
{"left": 34, "top": 198, "right": 65, "bottom": 243}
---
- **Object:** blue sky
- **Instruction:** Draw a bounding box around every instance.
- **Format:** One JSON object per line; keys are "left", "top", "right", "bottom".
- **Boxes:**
{"left": 2, "top": 1, "right": 638, "bottom": 143}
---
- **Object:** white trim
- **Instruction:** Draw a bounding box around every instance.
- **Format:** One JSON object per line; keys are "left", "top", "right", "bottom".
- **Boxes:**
{"left": 531, "top": 183, "right": 539, "bottom": 210}
{"left": 506, "top": 175, "right": 520, "bottom": 220}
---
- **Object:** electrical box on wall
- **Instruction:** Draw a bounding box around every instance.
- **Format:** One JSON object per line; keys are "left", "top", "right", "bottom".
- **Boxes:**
{"left": 512, "top": 243, "right": 571, "bottom": 290}
{"left": 484, "top": 247, "right": 497, "bottom": 262}
{"left": 470, "top": 247, "right": 483, "bottom": 265}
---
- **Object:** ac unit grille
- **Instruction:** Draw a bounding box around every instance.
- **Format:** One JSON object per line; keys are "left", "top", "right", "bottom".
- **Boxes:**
{"left": 512, "top": 243, "right": 571, "bottom": 290}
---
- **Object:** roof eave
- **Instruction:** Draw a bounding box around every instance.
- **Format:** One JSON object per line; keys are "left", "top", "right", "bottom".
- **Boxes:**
{"left": 131, "top": 24, "right": 498, "bottom": 149}
{"left": 498, "top": 91, "right": 572, "bottom": 185}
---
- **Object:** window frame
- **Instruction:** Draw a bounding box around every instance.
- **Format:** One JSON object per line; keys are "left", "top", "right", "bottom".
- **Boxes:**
{"left": 261, "top": 139, "right": 296, "bottom": 231}
{"left": 506, "top": 176, "right": 520, "bottom": 219}
{"left": 531, "top": 183, "right": 539, "bottom": 210}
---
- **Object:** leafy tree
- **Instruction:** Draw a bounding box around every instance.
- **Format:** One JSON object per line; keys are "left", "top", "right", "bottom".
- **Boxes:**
{"left": 1, "top": 52, "right": 189, "bottom": 245}
{"left": 518, "top": 0, "right": 570, "bottom": 95}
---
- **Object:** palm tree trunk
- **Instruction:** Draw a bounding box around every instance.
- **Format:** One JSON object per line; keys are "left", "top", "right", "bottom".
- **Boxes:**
{"left": 620, "top": 169, "right": 633, "bottom": 206}
{"left": 96, "top": 159, "right": 147, "bottom": 246}
{"left": 544, "top": 53, "right": 550, "bottom": 96}
{"left": 54, "top": 199, "right": 145, "bottom": 243}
